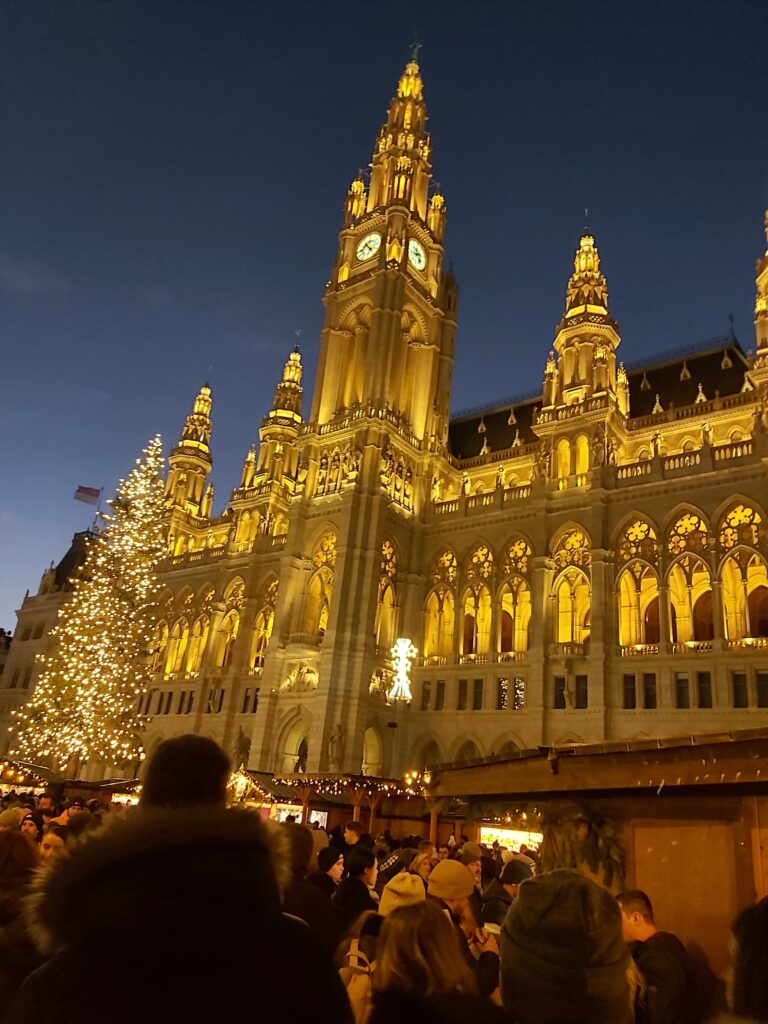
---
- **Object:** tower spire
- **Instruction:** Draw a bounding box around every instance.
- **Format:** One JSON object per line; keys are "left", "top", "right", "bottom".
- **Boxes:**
{"left": 365, "top": 55, "right": 434, "bottom": 220}
{"left": 564, "top": 232, "right": 610, "bottom": 320}
{"left": 165, "top": 384, "right": 213, "bottom": 515}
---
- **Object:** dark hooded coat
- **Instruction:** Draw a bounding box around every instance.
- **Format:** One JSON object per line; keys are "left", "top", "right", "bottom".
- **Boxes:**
{"left": 8, "top": 806, "right": 352, "bottom": 1024}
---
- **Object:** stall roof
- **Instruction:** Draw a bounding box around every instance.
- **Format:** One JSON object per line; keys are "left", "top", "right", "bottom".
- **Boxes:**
{"left": 430, "top": 728, "right": 768, "bottom": 799}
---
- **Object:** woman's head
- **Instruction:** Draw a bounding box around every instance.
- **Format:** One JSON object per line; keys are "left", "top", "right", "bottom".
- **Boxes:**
{"left": 409, "top": 851, "right": 432, "bottom": 882}
{"left": 0, "top": 828, "right": 39, "bottom": 888}
{"left": 39, "top": 825, "right": 68, "bottom": 861}
{"left": 373, "top": 900, "right": 476, "bottom": 997}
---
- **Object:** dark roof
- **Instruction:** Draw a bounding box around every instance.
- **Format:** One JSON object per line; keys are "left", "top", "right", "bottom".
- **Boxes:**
{"left": 54, "top": 531, "right": 93, "bottom": 590}
{"left": 449, "top": 397, "right": 539, "bottom": 461}
{"left": 447, "top": 336, "right": 749, "bottom": 460}
{"left": 626, "top": 337, "right": 748, "bottom": 418}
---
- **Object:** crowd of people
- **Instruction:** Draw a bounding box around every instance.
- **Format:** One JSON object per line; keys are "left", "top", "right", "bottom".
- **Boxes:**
{"left": 0, "top": 734, "right": 766, "bottom": 1023}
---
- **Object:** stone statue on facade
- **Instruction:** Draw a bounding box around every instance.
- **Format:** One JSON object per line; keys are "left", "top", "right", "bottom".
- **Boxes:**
{"left": 232, "top": 727, "right": 251, "bottom": 769}
{"left": 327, "top": 722, "right": 345, "bottom": 771}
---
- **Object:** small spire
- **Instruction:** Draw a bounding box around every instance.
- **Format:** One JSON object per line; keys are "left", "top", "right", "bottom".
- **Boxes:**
{"left": 564, "top": 232, "right": 609, "bottom": 318}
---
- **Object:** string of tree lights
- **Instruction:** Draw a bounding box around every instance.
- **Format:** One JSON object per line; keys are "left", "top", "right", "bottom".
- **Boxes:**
{"left": 10, "top": 437, "right": 166, "bottom": 776}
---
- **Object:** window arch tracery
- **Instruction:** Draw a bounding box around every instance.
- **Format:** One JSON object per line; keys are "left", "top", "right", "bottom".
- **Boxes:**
{"left": 424, "top": 549, "right": 458, "bottom": 658}
{"left": 375, "top": 540, "right": 398, "bottom": 649}
{"left": 499, "top": 536, "right": 533, "bottom": 655}
{"left": 552, "top": 528, "right": 591, "bottom": 646}
{"left": 718, "top": 503, "right": 768, "bottom": 639}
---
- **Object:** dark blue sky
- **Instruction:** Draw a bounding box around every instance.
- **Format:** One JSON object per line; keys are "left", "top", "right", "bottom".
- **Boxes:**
{"left": 1, "top": 0, "right": 767, "bottom": 627}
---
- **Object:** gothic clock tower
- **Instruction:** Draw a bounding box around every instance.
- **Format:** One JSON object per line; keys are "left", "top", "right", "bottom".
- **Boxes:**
{"left": 311, "top": 53, "right": 458, "bottom": 444}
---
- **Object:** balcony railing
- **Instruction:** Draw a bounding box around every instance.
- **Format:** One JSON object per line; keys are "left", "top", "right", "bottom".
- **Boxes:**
{"left": 671, "top": 641, "right": 713, "bottom": 654}
{"left": 619, "top": 644, "right": 660, "bottom": 657}
{"left": 287, "top": 631, "right": 323, "bottom": 647}
{"left": 723, "top": 637, "right": 768, "bottom": 650}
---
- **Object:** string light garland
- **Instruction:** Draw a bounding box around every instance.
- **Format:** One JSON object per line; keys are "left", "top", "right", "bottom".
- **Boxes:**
{"left": 11, "top": 437, "right": 166, "bottom": 774}
{"left": 274, "top": 773, "right": 412, "bottom": 798}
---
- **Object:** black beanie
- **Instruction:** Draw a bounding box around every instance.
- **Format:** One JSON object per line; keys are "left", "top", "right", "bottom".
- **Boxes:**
{"left": 318, "top": 846, "right": 343, "bottom": 872}
{"left": 500, "top": 869, "right": 632, "bottom": 1024}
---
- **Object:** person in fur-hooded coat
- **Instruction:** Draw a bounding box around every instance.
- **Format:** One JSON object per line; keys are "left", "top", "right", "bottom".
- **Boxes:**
{"left": 8, "top": 806, "right": 352, "bottom": 1024}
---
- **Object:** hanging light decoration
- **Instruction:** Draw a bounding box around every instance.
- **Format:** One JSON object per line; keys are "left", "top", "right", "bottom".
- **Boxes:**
{"left": 389, "top": 637, "right": 417, "bottom": 703}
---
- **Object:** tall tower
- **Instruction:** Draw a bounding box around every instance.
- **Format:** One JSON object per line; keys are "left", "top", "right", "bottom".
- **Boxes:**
{"left": 165, "top": 384, "right": 213, "bottom": 515}
{"left": 310, "top": 52, "right": 458, "bottom": 444}
{"left": 535, "top": 232, "right": 628, "bottom": 478}
{"left": 751, "top": 211, "right": 768, "bottom": 385}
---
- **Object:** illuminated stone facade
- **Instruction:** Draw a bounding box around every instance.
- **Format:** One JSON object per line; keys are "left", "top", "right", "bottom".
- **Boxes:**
{"left": 4, "top": 59, "right": 768, "bottom": 775}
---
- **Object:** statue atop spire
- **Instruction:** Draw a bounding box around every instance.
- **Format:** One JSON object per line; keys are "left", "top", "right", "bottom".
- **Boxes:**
{"left": 564, "top": 233, "right": 610, "bottom": 319}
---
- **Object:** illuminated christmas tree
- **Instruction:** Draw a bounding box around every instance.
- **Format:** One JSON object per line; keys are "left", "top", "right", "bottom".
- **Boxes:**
{"left": 12, "top": 436, "right": 166, "bottom": 775}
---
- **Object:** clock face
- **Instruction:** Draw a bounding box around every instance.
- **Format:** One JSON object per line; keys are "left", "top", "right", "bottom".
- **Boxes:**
{"left": 408, "top": 238, "right": 426, "bottom": 271}
{"left": 356, "top": 232, "right": 381, "bottom": 262}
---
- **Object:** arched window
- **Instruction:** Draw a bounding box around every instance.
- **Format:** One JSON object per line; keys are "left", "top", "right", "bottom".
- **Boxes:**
{"left": 574, "top": 434, "right": 589, "bottom": 477}
{"left": 461, "top": 545, "right": 493, "bottom": 657}
{"left": 424, "top": 590, "right": 455, "bottom": 658}
{"left": 454, "top": 739, "right": 481, "bottom": 765}
{"left": 302, "top": 533, "right": 336, "bottom": 636}
{"left": 151, "top": 622, "right": 168, "bottom": 674}
{"left": 362, "top": 727, "right": 384, "bottom": 776}
{"left": 556, "top": 438, "right": 571, "bottom": 482}
{"left": 552, "top": 528, "right": 591, "bottom": 646}
{"left": 554, "top": 569, "right": 591, "bottom": 644}
{"left": 668, "top": 556, "right": 713, "bottom": 643}
{"left": 186, "top": 615, "right": 210, "bottom": 674}
{"left": 499, "top": 536, "right": 533, "bottom": 655}
{"left": 215, "top": 611, "right": 240, "bottom": 670}
{"left": 304, "top": 570, "right": 331, "bottom": 635}
{"left": 375, "top": 540, "right": 398, "bottom": 649}
{"left": 251, "top": 579, "right": 278, "bottom": 669}
{"left": 165, "top": 618, "right": 189, "bottom": 676}
{"left": 423, "top": 549, "right": 458, "bottom": 658}
{"left": 718, "top": 503, "right": 767, "bottom": 639}
{"left": 616, "top": 519, "right": 660, "bottom": 647}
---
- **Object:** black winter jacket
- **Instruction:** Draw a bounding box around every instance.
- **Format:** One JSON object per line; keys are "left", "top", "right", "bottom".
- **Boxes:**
{"left": 8, "top": 806, "right": 352, "bottom": 1024}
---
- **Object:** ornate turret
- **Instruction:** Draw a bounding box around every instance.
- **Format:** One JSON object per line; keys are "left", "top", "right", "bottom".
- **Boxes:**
{"left": 564, "top": 233, "right": 611, "bottom": 320}
{"left": 256, "top": 348, "right": 304, "bottom": 482}
{"left": 365, "top": 51, "right": 432, "bottom": 220}
{"left": 548, "top": 232, "right": 622, "bottom": 409}
{"left": 751, "top": 211, "right": 768, "bottom": 382}
{"left": 165, "top": 384, "right": 213, "bottom": 515}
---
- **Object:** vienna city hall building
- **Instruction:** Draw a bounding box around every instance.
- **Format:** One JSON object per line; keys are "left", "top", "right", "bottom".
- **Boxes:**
{"left": 3, "top": 58, "right": 768, "bottom": 778}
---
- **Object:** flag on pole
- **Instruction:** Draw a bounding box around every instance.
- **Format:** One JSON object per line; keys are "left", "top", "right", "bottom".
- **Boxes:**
{"left": 74, "top": 485, "right": 101, "bottom": 506}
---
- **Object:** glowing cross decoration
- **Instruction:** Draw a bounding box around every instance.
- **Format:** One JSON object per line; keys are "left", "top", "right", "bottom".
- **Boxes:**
{"left": 389, "top": 637, "right": 418, "bottom": 703}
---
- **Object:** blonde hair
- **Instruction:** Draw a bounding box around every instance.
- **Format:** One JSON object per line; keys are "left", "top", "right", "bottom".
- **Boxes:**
{"left": 372, "top": 901, "right": 476, "bottom": 997}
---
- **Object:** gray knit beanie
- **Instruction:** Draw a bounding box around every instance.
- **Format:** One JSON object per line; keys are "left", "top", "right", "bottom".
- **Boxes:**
{"left": 500, "top": 869, "right": 632, "bottom": 1024}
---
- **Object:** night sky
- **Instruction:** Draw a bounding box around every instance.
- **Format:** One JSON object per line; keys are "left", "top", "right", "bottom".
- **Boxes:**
{"left": 1, "top": 1, "right": 767, "bottom": 628}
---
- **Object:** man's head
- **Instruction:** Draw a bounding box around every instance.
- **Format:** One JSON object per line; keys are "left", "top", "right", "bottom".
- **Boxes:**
{"left": 318, "top": 847, "right": 344, "bottom": 884}
{"left": 343, "top": 820, "right": 363, "bottom": 846}
{"left": 437, "top": 843, "right": 450, "bottom": 861}
{"left": 428, "top": 859, "right": 475, "bottom": 915}
{"left": 141, "top": 735, "right": 231, "bottom": 809}
{"left": 502, "top": 870, "right": 632, "bottom": 1024}
{"left": 616, "top": 890, "right": 656, "bottom": 943}
{"left": 459, "top": 841, "right": 483, "bottom": 885}
{"left": 500, "top": 857, "right": 533, "bottom": 898}
{"left": 38, "top": 794, "right": 56, "bottom": 812}
{"left": 417, "top": 839, "right": 436, "bottom": 862}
